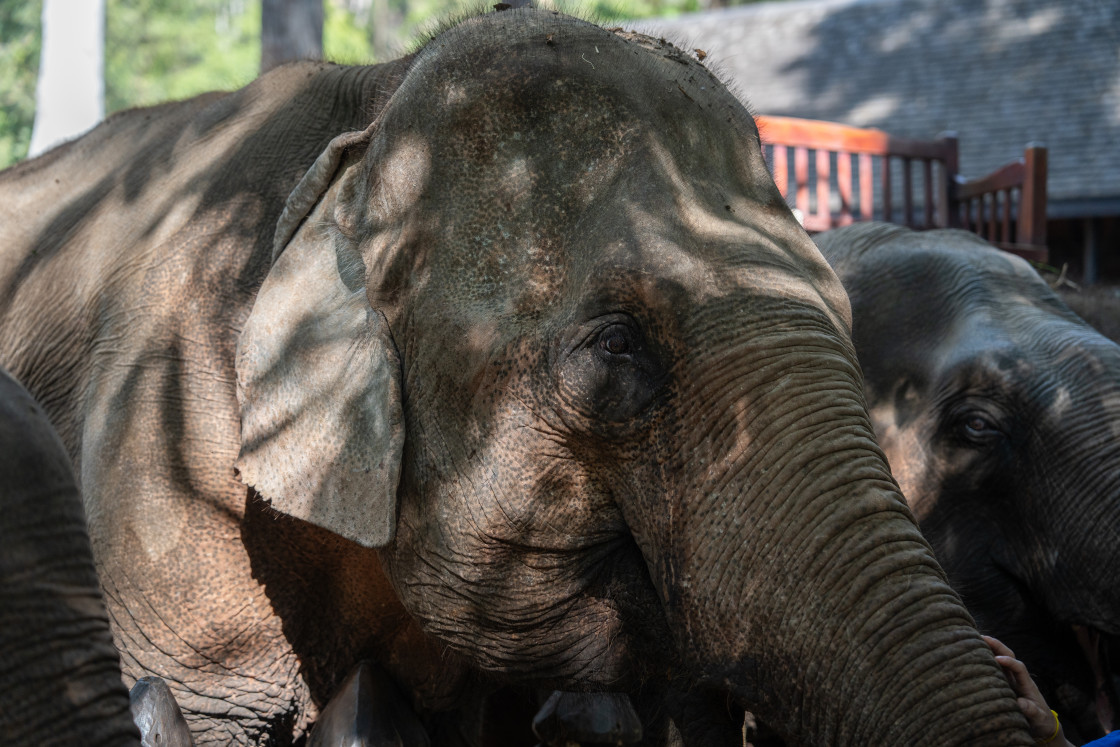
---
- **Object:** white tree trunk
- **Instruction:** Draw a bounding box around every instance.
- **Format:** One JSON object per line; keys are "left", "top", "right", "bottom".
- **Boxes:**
{"left": 29, "top": 0, "right": 105, "bottom": 157}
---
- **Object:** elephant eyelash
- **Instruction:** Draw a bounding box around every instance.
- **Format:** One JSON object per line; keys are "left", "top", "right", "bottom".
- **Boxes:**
{"left": 945, "top": 406, "right": 1007, "bottom": 446}
{"left": 961, "top": 414, "right": 1000, "bottom": 437}
{"left": 565, "top": 315, "right": 638, "bottom": 353}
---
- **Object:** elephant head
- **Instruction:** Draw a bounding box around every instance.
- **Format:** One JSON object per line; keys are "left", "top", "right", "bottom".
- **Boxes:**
{"left": 817, "top": 222, "right": 1120, "bottom": 743}
{"left": 231, "top": 12, "right": 1030, "bottom": 744}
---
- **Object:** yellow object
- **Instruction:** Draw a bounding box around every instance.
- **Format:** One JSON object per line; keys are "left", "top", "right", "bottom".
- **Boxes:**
{"left": 1037, "top": 710, "right": 1060, "bottom": 745}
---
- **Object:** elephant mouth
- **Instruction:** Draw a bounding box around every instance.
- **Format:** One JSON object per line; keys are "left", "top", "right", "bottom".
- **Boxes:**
{"left": 1074, "top": 624, "right": 1120, "bottom": 735}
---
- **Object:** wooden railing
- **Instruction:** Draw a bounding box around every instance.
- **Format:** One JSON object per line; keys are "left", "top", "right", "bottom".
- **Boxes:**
{"left": 756, "top": 115, "right": 1048, "bottom": 262}
{"left": 953, "top": 146, "right": 1048, "bottom": 261}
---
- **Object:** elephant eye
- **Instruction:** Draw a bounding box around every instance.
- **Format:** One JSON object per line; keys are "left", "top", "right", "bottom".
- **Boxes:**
{"left": 965, "top": 416, "right": 988, "bottom": 432}
{"left": 557, "top": 316, "right": 664, "bottom": 428}
{"left": 960, "top": 412, "right": 1000, "bottom": 441}
{"left": 598, "top": 325, "right": 633, "bottom": 356}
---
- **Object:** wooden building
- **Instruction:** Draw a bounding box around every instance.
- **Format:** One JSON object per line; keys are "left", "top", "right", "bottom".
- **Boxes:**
{"left": 640, "top": 0, "right": 1120, "bottom": 282}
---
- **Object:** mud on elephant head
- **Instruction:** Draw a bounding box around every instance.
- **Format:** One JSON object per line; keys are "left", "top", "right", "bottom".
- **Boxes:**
{"left": 0, "top": 9, "right": 1032, "bottom": 747}
{"left": 817, "top": 223, "right": 1120, "bottom": 744}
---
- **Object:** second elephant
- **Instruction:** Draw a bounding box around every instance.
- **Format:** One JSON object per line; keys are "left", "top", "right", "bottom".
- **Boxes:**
{"left": 818, "top": 222, "right": 1120, "bottom": 744}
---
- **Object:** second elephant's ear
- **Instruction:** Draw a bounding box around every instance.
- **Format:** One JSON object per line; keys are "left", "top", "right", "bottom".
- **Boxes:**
{"left": 235, "top": 129, "right": 404, "bottom": 549}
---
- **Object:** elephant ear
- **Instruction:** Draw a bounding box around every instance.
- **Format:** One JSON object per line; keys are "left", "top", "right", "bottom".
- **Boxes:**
{"left": 235, "top": 128, "right": 404, "bottom": 549}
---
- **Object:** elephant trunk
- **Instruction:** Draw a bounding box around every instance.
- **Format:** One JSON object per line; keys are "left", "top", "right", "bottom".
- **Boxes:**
{"left": 642, "top": 304, "right": 1031, "bottom": 745}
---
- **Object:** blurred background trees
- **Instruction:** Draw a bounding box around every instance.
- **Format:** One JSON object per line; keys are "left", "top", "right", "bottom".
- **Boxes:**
{"left": 262, "top": 0, "right": 323, "bottom": 72}
{"left": 1, "top": 0, "right": 771, "bottom": 168}
{"left": 0, "top": 2, "right": 42, "bottom": 166}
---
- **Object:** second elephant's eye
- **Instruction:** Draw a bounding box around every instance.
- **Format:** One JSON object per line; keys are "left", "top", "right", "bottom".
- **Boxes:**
{"left": 965, "top": 415, "right": 991, "bottom": 433}
{"left": 958, "top": 411, "right": 1002, "bottom": 443}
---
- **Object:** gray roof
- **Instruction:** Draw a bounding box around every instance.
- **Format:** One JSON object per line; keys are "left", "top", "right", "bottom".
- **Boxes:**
{"left": 636, "top": 0, "right": 1120, "bottom": 217}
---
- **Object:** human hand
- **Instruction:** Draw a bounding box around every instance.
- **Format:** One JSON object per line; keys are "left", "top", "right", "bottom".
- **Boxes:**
{"left": 983, "top": 635, "right": 1071, "bottom": 746}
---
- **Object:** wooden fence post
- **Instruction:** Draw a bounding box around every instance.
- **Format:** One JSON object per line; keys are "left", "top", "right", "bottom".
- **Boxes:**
{"left": 1019, "top": 143, "right": 1047, "bottom": 248}
{"left": 937, "top": 132, "right": 959, "bottom": 228}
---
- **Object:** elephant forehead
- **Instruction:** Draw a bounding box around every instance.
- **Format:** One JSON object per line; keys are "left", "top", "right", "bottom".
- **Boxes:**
{"left": 371, "top": 10, "right": 768, "bottom": 223}
{"left": 386, "top": 106, "right": 831, "bottom": 310}
{"left": 403, "top": 10, "right": 745, "bottom": 124}
{"left": 846, "top": 232, "right": 1064, "bottom": 320}
{"left": 400, "top": 53, "right": 736, "bottom": 218}
{"left": 356, "top": 11, "right": 846, "bottom": 329}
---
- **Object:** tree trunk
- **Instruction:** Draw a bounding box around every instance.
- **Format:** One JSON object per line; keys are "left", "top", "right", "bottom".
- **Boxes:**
{"left": 29, "top": 0, "right": 105, "bottom": 157}
{"left": 370, "top": 0, "right": 394, "bottom": 62}
{"left": 261, "top": 0, "right": 325, "bottom": 74}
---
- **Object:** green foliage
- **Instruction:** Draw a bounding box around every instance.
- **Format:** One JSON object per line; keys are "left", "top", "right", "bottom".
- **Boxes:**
{"left": 325, "top": 1, "right": 375, "bottom": 63}
{"left": 105, "top": 0, "right": 261, "bottom": 112}
{"left": 0, "top": 0, "right": 42, "bottom": 166}
{"left": 1, "top": 0, "right": 777, "bottom": 168}
{"left": 585, "top": 0, "right": 702, "bottom": 22}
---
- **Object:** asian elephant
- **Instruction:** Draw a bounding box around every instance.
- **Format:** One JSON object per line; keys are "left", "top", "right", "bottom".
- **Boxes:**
{"left": 0, "top": 367, "right": 138, "bottom": 745}
{"left": 0, "top": 10, "right": 1032, "bottom": 746}
{"left": 816, "top": 222, "right": 1120, "bottom": 744}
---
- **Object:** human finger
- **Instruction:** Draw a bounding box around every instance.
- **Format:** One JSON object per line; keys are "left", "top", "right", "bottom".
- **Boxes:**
{"left": 982, "top": 635, "right": 1014, "bottom": 659}
{"left": 993, "top": 655, "right": 1045, "bottom": 701}
{"left": 1018, "top": 698, "right": 1063, "bottom": 744}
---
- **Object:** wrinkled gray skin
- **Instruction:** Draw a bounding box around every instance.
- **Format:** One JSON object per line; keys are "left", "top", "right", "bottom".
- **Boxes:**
{"left": 0, "top": 11, "right": 1031, "bottom": 746}
{"left": 817, "top": 223, "right": 1120, "bottom": 744}
{"left": 0, "top": 367, "right": 139, "bottom": 746}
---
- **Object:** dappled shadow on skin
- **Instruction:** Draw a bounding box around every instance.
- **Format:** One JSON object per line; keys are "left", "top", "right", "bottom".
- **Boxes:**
{"left": 222, "top": 18, "right": 818, "bottom": 740}
{"left": 0, "top": 58, "right": 434, "bottom": 745}
{"left": 0, "top": 60, "right": 405, "bottom": 326}
{"left": 229, "top": 16, "right": 1013, "bottom": 745}
{"left": 0, "top": 93, "right": 235, "bottom": 315}
{"left": 0, "top": 12, "right": 1027, "bottom": 744}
